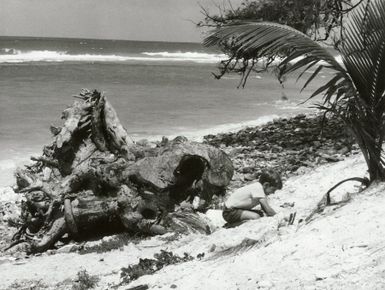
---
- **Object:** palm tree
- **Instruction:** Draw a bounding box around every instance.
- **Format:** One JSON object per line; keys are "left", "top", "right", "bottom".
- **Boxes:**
{"left": 204, "top": 0, "right": 385, "bottom": 183}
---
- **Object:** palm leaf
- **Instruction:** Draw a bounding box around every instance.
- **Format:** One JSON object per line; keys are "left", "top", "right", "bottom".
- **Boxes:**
{"left": 203, "top": 0, "right": 385, "bottom": 181}
{"left": 340, "top": 0, "right": 385, "bottom": 113}
{"left": 204, "top": 21, "right": 349, "bottom": 97}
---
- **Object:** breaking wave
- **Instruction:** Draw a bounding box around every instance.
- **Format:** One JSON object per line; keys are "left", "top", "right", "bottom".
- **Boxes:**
{"left": 0, "top": 49, "right": 226, "bottom": 64}
{"left": 142, "top": 51, "right": 225, "bottom": 63}
{"left": 0, "top": 48, "right": 342, "bottom": 65}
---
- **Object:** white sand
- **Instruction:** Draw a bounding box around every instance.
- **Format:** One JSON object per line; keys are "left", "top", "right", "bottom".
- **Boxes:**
{"left": 1, "top": 152, "right": 385, "bottom": 289}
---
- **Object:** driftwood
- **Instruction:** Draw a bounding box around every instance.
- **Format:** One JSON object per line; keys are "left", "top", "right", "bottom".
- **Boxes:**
{"left": 11, "top": 89, "right": 234, "bottom": 253}
{"left": 304, "top": 177, "right": 369, "bottom": 224}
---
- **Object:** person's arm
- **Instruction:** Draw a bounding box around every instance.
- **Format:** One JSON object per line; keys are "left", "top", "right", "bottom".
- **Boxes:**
{"left": 259, "top": 198, "right": 276, "bottom": 216}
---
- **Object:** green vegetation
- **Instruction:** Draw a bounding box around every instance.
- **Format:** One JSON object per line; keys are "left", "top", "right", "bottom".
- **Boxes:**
{"left": 199, "top": 0, "right": 358, "bottom": 36}
{"left": 203, "top": 0, "right": 385, "bottom": 182}
{"left": 199, "top": 0, "right": 359, "bottom": 84}
{"left": 71, "top": 269, "right": 100, "bottom": 290}
{"left": 120, "top": 250, "right": 195, "bottom": 284}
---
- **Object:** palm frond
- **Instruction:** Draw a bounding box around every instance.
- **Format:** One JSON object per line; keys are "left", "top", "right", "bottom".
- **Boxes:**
{"left": 203, "top": 1, "right": 385, "bottom": 181}
{"left": 204, "top": 21, "right": 346, "bottom": 78}
{"left": 340, "top": 0, "right": 385, "bottom": 113}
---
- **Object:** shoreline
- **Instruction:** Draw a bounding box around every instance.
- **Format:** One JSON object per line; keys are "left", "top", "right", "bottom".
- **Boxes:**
{"left": 0, "top": 111, "right": 354, "bottom": 189}
{"left": 1, "top": 110, "right": 379, "bottom": 290}
{"left": 0, "top": 110, "right": 311, "bottom": 187}
{"left": 0, "top": 111, "right": 357, "bottom": 240}
{"left": 1, "top": 143, "right": 374, "bottom": 290}
{"left": 203, "top": 112, "right": 358, "bottom": 190}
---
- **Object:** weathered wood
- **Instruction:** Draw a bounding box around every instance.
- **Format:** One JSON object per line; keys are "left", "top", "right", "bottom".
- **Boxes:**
{"left": 91, "top": 94, "right": 108, "bottom": 151}
{"left": 31, "top": 218, "right": 67, "bottom": 253}
{"left": 31, "top": 156, "right": 59, "bottom": 168}
{"left": 11, "top": 90, "right": 234, "bottom": 253}
{"left": 56, "top": 101, "right": 89, "bottom": 149}
{"left": 103, "top": 98, "right": 135, "bottom": 160}
{"left": 64, "top": 198, "right": 78, "bottom": 235}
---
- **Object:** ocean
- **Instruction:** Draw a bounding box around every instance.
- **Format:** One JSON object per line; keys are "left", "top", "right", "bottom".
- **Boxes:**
{"left": 0, "top": 36, "right": 327, "bottom": 186}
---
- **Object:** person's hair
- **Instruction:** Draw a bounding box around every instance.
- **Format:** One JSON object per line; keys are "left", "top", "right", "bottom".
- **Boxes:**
{"left": 259, "top": 169, "right": 282, "bottom": 189}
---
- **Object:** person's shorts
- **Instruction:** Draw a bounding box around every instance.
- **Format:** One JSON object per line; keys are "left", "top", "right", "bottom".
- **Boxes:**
{"left": 222, "top": 207, "right": 264, "bottom": 224}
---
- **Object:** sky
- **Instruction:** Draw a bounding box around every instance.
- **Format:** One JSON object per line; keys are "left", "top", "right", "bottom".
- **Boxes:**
{"left": 0, "top": 0, "right": 242, "bottom": 43}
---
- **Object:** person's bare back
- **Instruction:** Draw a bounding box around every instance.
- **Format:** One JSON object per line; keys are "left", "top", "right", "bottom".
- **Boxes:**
{"left": 224, "top": 182, "right": 266, "bottom": 210}
{"left": 222, "top": 170, "right": 282, "bottom": 225}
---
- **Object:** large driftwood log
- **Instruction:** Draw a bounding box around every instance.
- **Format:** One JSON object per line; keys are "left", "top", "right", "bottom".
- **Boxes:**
{"left": 11, "top": 90, "right": 234, "bottom": 253}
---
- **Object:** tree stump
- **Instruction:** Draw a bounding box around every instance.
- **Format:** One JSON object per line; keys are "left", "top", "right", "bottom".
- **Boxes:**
{"left": 10, "top": 89, "right": 234, "bottom": 253}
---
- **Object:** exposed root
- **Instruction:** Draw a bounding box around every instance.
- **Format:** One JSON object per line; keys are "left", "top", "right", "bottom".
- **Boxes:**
{"left": 304, "top": 177, "right": 369, "bottom": 224}
{"left": 8, "top": 89, "right": 234, "bottom": 253}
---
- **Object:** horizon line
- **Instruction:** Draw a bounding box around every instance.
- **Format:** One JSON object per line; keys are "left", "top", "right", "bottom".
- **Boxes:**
{"left": 0, "top": 35, "right": 202, "bottom": 45}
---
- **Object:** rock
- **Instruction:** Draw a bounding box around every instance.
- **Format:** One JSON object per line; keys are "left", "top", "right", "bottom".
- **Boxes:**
{"left": 204, "top": 113, "right": 355, "bottom": 188}
{"left": 229, "top": 147, "right": 245, "bottom": 156}
{"left": 315, "top": 271, "right": 329, "bottom": 280}
{"left": 296, "top": 166, "right": 308, "bottom": 175}
{"left": 135, "top": 139, "right": 150, "bottom": 147}
{"left": 280, "top": 202, "right": 295, "bottom": 208}
{"left": 56, "top": 244, "right": 80, "bottom": 253}
{"left": 241, "top": 166, "right": 255, "bottom": 174}
{"left": 126, "top": 285, "right": 149, "bottom": 290}
{"left": 271, "top": 145, "right": 282, "bottom": 153}
{"left": 338, "top": 146, "right": 350, "bottom": 155}
{"left": 294, "top": 114, "right": 306, "bottom": 119}
{"left": 244, "top": 174, "right": 256, "bottom": 181}
{"left": 318, "top": 153, "right": 343, "bottom": 162}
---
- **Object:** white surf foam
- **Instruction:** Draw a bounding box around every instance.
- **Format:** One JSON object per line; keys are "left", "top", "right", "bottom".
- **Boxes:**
{"left": 129, "top": 114, "right": 280, "bottom": 143}
{"left": 186, "top": 115, "right": 281, "bottom": 141}
{"left": 0, "top": 48, "right": 343, "bottom": 66}
{"left": 0, "top": 49, "right": 225, "bottom": 64}
{"left": 142, "top": 51, "right": 226, "bottom": 63}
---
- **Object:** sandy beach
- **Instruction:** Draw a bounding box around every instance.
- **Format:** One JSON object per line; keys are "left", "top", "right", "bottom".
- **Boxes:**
{"left": 1, "top": 112, "right": 383, "bottom": 290}
{"left": 2, "top": 0, "right": 385, "bottom": 288}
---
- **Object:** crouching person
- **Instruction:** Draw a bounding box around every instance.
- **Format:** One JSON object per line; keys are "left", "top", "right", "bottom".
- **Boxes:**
{"left": 223, "top": 170, "right": 282, "bottom": 226}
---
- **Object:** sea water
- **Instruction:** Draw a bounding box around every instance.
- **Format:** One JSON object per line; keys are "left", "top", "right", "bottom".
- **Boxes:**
{"left": 0, "top": 36, "right": 328, "bottom": 186}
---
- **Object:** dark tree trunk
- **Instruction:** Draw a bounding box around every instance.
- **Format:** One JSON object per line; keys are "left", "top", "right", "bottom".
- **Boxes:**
{"left": 351, "top": 121, "right": 385, "bottom": 182}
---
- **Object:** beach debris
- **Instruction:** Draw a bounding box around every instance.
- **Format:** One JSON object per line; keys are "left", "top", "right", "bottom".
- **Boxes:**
{"left": 288, "top": 212, "right": 296, "bottom": 225}
{"left": 7, "top": 89, "right": 234, "bottom": 253}
{"left": 120, "top": 250, "right": 195, "bottom": 285}
{"left": 126, "top": 285, "right": 149, "bottom": 290}
{"left": 280, "top": 202, "right": 295, "bottom": 208}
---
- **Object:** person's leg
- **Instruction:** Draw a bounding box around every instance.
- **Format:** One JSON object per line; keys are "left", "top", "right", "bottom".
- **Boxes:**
{"left": 223, "top": 208, "right": 242, "bottom": 224}
{"left": 239, "top": 209, "right": 262, "bottom": 221}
